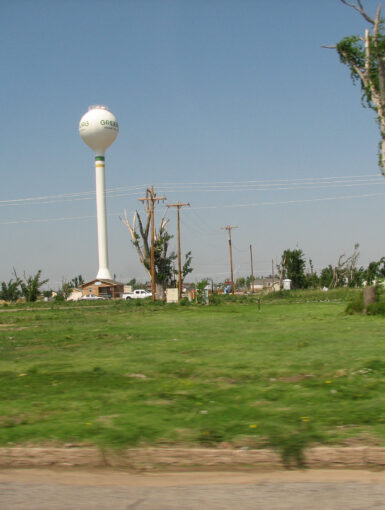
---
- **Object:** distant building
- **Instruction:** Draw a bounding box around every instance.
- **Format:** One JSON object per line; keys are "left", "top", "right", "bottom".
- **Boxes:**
{"left": 251, "top": 278, "right": 280, "bottom": 292}
{"left": 80, "top": 279, "right": 124, "bottom": 299}
{"left": 67, "top": 288, "right": 83, "bottom": 301}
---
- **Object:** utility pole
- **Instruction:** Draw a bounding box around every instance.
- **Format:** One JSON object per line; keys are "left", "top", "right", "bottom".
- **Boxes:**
{"left": 221, "top": 225, "right": 238, "bottom": 295}
{"left": 167, "top": 202, "right": 190, "bottom": 300}
{"left": 138, "top": 186, "right": 167, "bottom": 301}
{"left": 250, "top": 244, "right": 255, "bottom": 294}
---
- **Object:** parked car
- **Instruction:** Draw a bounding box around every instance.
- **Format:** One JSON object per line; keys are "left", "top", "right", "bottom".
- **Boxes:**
{"left": 122, "top": 289, "right": 152, "bottom": 300}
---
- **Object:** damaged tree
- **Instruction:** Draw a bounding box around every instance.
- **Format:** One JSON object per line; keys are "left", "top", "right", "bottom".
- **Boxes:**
{"left": 120, "top": 189, "right": 192, "bottom": 300}
{"left": 324, "top": 1, "right": 385, "bottom": 174}
{"left": 120, "top": 211, "right": 174, "bottom": 299}
{"left": 330, "top": 243, "right": 361, "bottom": 287}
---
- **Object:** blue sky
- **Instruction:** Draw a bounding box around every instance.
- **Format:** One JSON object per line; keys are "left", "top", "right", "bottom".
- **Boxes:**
{"left": 1, "top": 0, "right": 385, "bottom": 287}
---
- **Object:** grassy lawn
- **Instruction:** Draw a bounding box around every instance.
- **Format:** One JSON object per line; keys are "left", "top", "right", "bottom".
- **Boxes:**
{"left": 1, "top": 293, "right": 385, "bottom": 462}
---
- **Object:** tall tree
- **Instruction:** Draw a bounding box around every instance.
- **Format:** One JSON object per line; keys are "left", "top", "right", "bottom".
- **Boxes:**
{"left": 320, "top": 265, "right": 334, "bottom": 288}
{"left": 182, "top": 251, "right": 193, "bottom": 281}
{"left": 329, "top": 243, "right": 361, "bottom": 287}
{"left": 279, "top": 249, "right": 307, "bottom": 289}
{"left": 71, "top": 275, "right": 84, "bottom": 288}
{"left": 324, "top": 1, "right": 385, "bottom": 173}
{"left": 14, "top": 269, "right": 49, "bottom": 302}
{"left": 0, "top": 278, "right": 22, "bottom": 302}
{"left": 305, "top": 259, "right": 320, "bottom": 288}
{"left": 121, "top": 208, "right": 192, "bottom": 298}
{"left": 364, "top": 256, "right": 385, "bottom": 284}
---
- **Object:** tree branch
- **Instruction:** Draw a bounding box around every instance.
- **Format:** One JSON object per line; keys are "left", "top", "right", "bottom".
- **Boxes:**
{"left": 120, "top": 210, "right": 151, "bottom": 276}
{"left": 365, "top": 28, "right": 371, "bottom": 76}
{"left": 136, "top": 211, "right": 150, "bottom": 259}
{"left": 340, "top": 0, "right": 375, "bottom": 24}
{"left": 338, "top": 48, "right": 368, "bottom": 85}
{"left": 119, "top": 210, "right": 136, "bottom": 241}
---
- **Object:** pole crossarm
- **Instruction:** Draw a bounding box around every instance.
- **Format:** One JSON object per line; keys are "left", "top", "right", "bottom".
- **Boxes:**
{"left": 221, "top": 225, "right": 239, "bottom": 234}
{"left": 167, "top": 202, "right": 191, "bottom": 208}
{"left": 137, "top": 186, "right": 167, "bottom": 301}
{"left": 138, "top": 187, "right": 167, "bottom": 206}
{"left": 167, "top": 202, "right": 190, "bottom": 300}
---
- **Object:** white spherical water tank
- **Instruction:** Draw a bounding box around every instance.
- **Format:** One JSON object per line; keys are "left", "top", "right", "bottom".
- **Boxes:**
{"left": 79, "top": 105, "right": 119, "bottom": 281}
{"left": 79, "top": 105, "right": 119, "bottom": 155}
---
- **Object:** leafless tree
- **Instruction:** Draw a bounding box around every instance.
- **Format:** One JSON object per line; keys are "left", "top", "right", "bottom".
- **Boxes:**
{"left": 331, "top": 243, "right": 360, "bottom": 287}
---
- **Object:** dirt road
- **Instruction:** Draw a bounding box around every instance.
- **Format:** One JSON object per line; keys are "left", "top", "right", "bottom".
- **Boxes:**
{"left": 2, "top": 469, "right": 385, "bottom": 509}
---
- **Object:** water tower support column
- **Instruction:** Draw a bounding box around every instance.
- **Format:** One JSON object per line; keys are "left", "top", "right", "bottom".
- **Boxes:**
{"left": 95, "top": 154, "right": 112, "bottom": 280}
{"left": 79, "top": 104, "right": 118, "bottom": 281}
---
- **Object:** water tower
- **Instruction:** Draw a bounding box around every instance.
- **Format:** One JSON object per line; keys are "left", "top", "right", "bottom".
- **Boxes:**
{"left": 79, "top": 105, "right": 119, "bottom": 280}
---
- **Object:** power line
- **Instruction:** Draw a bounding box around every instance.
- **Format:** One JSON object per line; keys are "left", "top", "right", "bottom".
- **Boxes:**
{"left": 164, "top": 181, "right": 385, "bottom": 193}
{"left": 0, "top": 211, "right": 133, "bottom": 225}
{"left": 0, "top": 184, "right": 149, "bottom": 205}
{"left": 2, "top": 190, "right": 385, "bottom": 225}
{"left": 2, "top": 178, "right": 383, "bottom": 209}
{"left": 0, "top": 191, "right": 143, "bottom": 208}
{"left": 184, "top": 208, "right": 223, "bottom": 237}
{"left": 190, "top": 191, "right": 385, "bottom": 210}
{"left": 153, "top": 173, "right": 382, "bottom": 187}
{"left": 0, "top": 174, "right": 383, "bottom": 207}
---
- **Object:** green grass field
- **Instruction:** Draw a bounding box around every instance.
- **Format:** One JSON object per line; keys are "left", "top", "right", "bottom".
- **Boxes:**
{"left": 1, "top": 293, "right": 385, "bottom": 463}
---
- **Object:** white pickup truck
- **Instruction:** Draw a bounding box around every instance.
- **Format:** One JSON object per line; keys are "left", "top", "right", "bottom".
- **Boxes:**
{"left": 122, "top": 289, "right": 152, "bottom": 300}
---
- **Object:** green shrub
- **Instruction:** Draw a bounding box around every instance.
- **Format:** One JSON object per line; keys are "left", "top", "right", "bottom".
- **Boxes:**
{"left": 267, "top": 422, "right": 323, "bottom": 468}
{"left": 345, "top": 293, "right": 364, "bottom": 314}
{"left": 263, "top": 288, "right": 360, "bottom": 303}
{"left": 209, "top": 293, "right": 221, "bottom": 305}
{"left": 366, "top": 301, "right": 385, "bottom": 315}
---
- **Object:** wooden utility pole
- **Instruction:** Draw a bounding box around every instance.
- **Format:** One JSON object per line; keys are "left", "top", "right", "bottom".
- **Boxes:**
{"left": 138, "top": 186, "right": 167, "bottom": 301}
{"left": 279, "top": 254, "right": 286, "bottom": 289}
{"left": 167, "top": 202, "right": 190, "bottom": 300}
{"left": 221, "top": 225, "right": 238, "bottom": 295}
{"left": 250, "top": 244, "right": 255, "bottom": 293}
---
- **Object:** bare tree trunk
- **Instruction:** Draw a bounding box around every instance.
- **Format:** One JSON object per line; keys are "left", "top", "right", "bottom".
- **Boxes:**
{"left": 120, "top": 206, "right": 172, "bottom": 300}
{"left": 364, "top": 286, "right": 377, "bottom": 312}
{"left": 331, "top": 266, "right": 338, "bottom": 288}
{"left": 381, "top": 128, "right": 385, "bottom": 175}
{"left": 120, "top": 210, "right": 151, "bottom": 278}
{"left": 155, "top": 282, "right": 164, "bottom": 301}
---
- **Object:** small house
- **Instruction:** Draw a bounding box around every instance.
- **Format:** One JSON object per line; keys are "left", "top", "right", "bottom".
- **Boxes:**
{"left": 251, "top": 278, "right": 280, "bottom": 292}
{"left": 81, "top": 279, "right": 124, "bottom": 299}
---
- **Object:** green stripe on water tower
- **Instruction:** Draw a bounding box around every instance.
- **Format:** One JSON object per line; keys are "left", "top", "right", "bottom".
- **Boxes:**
{"left": 95, "top": 156, "right": 105, "bottom": 161}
